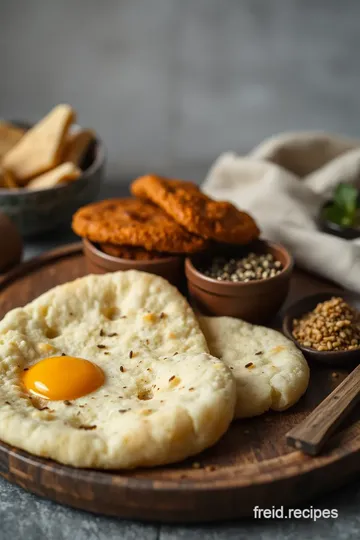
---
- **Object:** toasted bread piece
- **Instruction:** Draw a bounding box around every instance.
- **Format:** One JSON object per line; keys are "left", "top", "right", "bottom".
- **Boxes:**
{"left": 0, "top": 167, "right": 18, "bottom": 189}
{"left": 0, "top": 122, "right": 25, "bottom": 159}
{"left": 62, "top": 129, "right": 95, "bottom": 165}
{"left": 3, "top": 105, "right": 76, "bottom": 185}
{"left": 27, "top": 162, "right": 81, "bottom": 191}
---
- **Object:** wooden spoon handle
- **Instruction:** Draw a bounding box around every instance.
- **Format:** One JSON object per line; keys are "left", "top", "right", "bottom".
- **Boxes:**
{"left": 286, "top": 363, "right": 360, "bottom": 455}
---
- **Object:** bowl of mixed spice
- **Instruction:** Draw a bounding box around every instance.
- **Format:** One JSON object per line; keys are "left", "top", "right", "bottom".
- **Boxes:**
{"left": 283, "top": 293, "right": 360, "bottom": 366}
{"left": 185, "top": 240, "right": 293, "bottom": 323}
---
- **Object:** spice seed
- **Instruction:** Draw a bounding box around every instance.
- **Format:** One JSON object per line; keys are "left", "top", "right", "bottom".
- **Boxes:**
{"left": 199, "top": 253, "right": 283, "bottom": 282}
{"left": 292, "top": 297, "right": 360, "bottom": 352}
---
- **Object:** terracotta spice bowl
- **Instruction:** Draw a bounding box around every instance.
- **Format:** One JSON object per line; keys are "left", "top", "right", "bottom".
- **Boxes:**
{"left": 185, "top": 239, "right": 293, "bottom": 323}
{"left": 83, "top": 239, "right": 185, "bottom": 289}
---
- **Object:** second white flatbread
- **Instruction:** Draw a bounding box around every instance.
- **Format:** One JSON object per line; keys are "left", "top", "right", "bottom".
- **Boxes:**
{"left": 198, "top": 316, "right": 310, "bottom": 419}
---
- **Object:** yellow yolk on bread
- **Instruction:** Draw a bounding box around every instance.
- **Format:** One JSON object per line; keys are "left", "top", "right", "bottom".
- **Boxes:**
{"left": 22, "top": 356, "right": 104, "bottom": 400}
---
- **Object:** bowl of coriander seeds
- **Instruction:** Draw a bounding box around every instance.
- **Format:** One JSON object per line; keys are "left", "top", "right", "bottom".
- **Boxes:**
{"left": 283, "top": 293, "right": 360, "bottom": 366}
{"left": 185, "top": 240, "right": 293, "bottom": 323}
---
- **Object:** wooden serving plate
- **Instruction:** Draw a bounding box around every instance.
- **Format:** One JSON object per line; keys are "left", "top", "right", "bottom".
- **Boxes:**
{"left": 0, "top": 243, "right": 359, "bottom": 522}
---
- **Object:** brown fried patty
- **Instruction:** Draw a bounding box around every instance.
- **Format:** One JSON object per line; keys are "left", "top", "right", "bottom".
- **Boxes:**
{"left": 72, "top": 198, "right": 208, "bottom": 253}
{"left": 131, "top": 175, "right": 260, "bottom": 244}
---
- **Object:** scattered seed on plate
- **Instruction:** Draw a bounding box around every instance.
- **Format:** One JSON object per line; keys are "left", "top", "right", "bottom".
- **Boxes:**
{"left": 200, "top": 252, "right": 283, "bottom": 282}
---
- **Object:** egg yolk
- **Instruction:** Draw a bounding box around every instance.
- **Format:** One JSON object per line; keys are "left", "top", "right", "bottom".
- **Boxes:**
{"left": 22, "top": 356, "right": 104, "bottom": 401}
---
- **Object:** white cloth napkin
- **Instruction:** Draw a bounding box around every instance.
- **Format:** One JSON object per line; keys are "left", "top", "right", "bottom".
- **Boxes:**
{"left": 203, "top": 132, "right": 360, "bottom": 293}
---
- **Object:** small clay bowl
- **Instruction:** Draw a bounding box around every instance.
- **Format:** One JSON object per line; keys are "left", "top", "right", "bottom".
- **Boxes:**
{"left": 83, "top": 239, "right": 185, "bottom": 289}
{"left": 185, "top": 239, "right": 293, "bottom": 323}
{"left": 283, "top": 291, "right": 360, "bottom": 367}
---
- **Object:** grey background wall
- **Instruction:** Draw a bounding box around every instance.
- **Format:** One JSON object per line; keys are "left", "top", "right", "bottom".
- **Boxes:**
{"left": 1, "top": 0, "right": 360, "bottom": 184}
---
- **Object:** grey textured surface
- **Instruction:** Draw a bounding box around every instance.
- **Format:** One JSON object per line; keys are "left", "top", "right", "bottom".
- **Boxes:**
{"left": 2, "top": 0, "right": 360, "bottom": 538}
{"left": 1, "top": 476, "right": 360, "bottom": 540}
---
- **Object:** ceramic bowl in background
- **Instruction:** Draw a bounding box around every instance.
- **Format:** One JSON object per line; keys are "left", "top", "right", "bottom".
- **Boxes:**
{"left": 282, "top": 291, "right": 360, "bottom": 367}
{"left": 83, "top": 239, "right": 185, "bottom": 289}
{"left": 185, "top": 239, "right": 293, "bottom": 323}
{"left": 0, "top": 122, "right": 105, "bottom": 236}
{"left": 319, "top": 201, "right": 360, "bottom": 240}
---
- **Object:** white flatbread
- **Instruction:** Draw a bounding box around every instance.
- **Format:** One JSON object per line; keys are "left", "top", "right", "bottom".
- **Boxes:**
{"left": 198, "top": 316, "right": 309, "bottom": 419}
{"left": 0, "top": 272, "right": 235, "bottom": 469}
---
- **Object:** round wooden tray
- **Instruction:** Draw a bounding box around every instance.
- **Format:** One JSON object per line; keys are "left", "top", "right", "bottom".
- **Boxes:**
{"left": 0, "top": 243, "right": 359, "bottom": 522}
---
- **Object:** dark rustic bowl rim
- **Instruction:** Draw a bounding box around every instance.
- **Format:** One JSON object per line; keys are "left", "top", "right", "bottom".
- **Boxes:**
{"left": 185, "top": 240, "right": 294, "bottom": 291}
{"left": 319, "top": 201, "right": 360, "bottom": 239}
{"left": 282, "top": 291, "right": 360, "bottom": 361}
{"left": 83, "top": 238, "right": 182, "bottom": 267}
{"left": 0, "top": 121, "right": 105, "bottom": 196}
